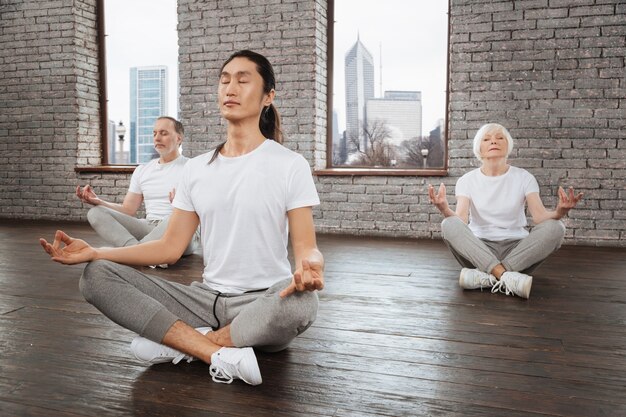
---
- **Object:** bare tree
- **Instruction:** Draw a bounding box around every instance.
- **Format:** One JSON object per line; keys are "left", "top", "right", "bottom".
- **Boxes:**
{"left": 347, "top": 119, "right": 397, "bottom": 167}
{"left": 401, "top": 133, "right": 444, "bottom": 168}
{"left": 401, "top": 136, "right": 427, "bottom": 166}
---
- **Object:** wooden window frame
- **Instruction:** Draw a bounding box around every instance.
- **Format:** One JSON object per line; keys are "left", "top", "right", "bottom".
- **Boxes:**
{"left": 75, "top": 0, "right": 136, "bottom": 173}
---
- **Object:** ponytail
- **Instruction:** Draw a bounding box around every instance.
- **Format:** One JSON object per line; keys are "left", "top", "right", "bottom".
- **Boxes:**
{"left": 208, "top": 142, "right": 226, "bottom": 165}
{"left": 260, "top": 103, "right": 282, "bottom": 144}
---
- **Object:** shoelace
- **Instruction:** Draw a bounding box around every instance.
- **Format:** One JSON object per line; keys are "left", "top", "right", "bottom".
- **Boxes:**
{"left": 172, "top": 352, "right": 194, "bottom": 365}
{"left": 480, "top": 275, "right": 497, "bottom": 290}
{"left": 209, "top": 364, "right": 234, "bottom": 384}
{"left": 491, "top": 279, "right": 513, "bottom": 296}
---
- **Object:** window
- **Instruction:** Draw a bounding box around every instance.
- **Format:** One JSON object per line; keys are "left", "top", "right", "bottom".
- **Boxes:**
{"left": 326, "top": 0, "right": 449, "bottom": 174}
{"left": 98, "top": 0, "right": 179, "bottom": 166}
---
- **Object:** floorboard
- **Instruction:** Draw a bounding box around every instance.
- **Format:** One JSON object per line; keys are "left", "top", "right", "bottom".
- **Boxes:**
{"left": 1, "top": 219, "right": 625, "bottom": 416}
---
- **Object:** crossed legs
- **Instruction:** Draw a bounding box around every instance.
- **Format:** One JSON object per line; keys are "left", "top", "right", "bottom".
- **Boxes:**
{"left": 441, "top": 216, "right": 565, "bottom": 277}
{"left": 79, "top": 260, "right": 318, "bottom": 361}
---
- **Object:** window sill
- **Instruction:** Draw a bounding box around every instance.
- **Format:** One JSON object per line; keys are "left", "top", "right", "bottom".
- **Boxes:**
{"left": 75, "top": 165, "right": 137, "bottom": 174}
{"left": 314, "top": 168, "right": 448, "bottom": 177}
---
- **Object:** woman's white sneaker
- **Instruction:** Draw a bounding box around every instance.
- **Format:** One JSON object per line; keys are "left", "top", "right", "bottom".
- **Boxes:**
{"left": 492, "top": 271, "right": 533, "bottom": 299}
{"left": 459, "top": 268, "right": 497, "bottom": 290}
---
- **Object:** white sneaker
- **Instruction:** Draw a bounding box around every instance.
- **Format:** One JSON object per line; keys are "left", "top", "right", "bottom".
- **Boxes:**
{"left": 130, "top": 326, "right": 212, "bottom": 364}
{"left": 148, "top": 264, "right": 169, "bottom": 269}
{"left": 459, "top": 268, "right": 497, "bottom": 290}
{"left": 210, "top": 347, "right": 262, "bottom": 386}
{"left": 492, "top": 271, "right": 533, "bottom": 299}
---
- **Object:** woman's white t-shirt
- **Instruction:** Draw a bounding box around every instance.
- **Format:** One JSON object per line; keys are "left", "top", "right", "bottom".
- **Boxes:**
{"left": 128, "top": 155, "right": 189, "bottom": 221}
{"left": 172, "top": 140, "right": 320, "bottom": 294}
{"left": 455, "top": 166, "right": 539, "bottom": 241}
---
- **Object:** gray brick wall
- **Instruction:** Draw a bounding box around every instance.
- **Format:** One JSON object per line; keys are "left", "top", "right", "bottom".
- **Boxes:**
{"left": 447, "top": 0, "right": 625, "bottom": 245}
{"left": 0, "top": 0, "right": 624, "bottom": 246}
{"left": 312, "top": 0, "right": 625, "bottom": 246}
{"left": 0, "top": 0, "right": 128, "bottom": 221}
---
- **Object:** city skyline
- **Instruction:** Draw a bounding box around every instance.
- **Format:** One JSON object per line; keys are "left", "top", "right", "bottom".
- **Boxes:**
{"left": 103, "top": 1, "right": 447, "bottom": 164}
{"left": 336, "top": 35, "right": 435, "bottom": 168}
{"left": 332, "top": 0, "right": 448, "bottom": 137}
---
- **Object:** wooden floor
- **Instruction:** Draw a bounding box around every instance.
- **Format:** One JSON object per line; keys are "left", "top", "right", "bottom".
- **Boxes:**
{"left": 1, "top": 220, "right": 625, "bottom": 416}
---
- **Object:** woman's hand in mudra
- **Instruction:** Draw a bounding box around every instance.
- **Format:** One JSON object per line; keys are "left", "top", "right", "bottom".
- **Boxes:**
{"left": 428, "top": 183, "right": 450, "bottom": 215}
{"left": 556, "top": 186, "right": 584, "bottom": 218}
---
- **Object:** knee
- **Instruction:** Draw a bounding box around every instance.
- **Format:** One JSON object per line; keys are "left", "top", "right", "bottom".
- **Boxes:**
{"left": 267, "top": 281, "right": 319, "bottom": 334}
{"left": 541, "top": 219, "right": 566, "bottom": 238}
{"left": 551, "top": 219, "right": 566, "bottom": 236}
{"left": 535, "top": 219, "right": 566, "bottom": 249}
{"left": 86, "top": 206, "right": 107, "bottom": 226}
{"left": 549, "top": 219, "right": 566, "bottom": 245}
{"left": 79, "top": 259, "right": 113, "bottom": 304}
{"left": 231, "top": 280, "right": 319, "bottom": 351}
{"left": 284, "top": 290, "right": 319, "bottom": 332}
{"left": 441, "top": 216, "right": 463, "bottom": 239}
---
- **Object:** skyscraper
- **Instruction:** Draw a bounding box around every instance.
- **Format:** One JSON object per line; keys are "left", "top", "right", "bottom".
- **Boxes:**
{"left": 344, "top": 36, "right": 375, "bottom": 154}
{"left": 366, "top": 90, "right": 422, "bottom": 146}
{"left": 129, "top": 66, "right": 168, "bottom": 163}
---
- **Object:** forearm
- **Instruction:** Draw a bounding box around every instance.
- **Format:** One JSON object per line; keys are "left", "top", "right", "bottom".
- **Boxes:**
{"left": 93, "top": 199, "right": 137, "bottom": 217}
{"left": 533, "top": 209, "right": 564, "bottom": 224}
{"left": 440, "top": 196, "right": 469, "bottom": 223}
{"left": 440, "top": 207, "right": 458, "bottom": 218}
{"left": 94, "top": 239, "right": 182, "bottom": 266}
{"left": 528, "top": 189, "right": 581, "bottom": 225}
{"left": 436, "top": 206, "right": 466, "bottom": 222}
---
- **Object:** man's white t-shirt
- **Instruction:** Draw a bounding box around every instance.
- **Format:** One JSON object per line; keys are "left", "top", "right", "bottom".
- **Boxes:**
{"left": 172, "top": 140, "right": 320, "bottom": 294}
{"left": 455, "top": 166, "right": 539, "bottom": 241}
{"left": 128, "top": 155, "right": 188, "bottom": 221}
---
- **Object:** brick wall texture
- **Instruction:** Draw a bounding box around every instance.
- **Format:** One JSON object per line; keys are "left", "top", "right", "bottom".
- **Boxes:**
{"left": 0, "top": 0, "right": 624, "bottom": 246}
{"left": 446, "top": 0, "right": 626, "bottom": 245}
{"left": 0, "top": 0, "right": 125, "bottom": 219}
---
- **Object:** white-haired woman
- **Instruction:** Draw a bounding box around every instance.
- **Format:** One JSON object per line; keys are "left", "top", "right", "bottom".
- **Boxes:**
{"left": 428, "top": 123, "right": 583, "bottom": 299}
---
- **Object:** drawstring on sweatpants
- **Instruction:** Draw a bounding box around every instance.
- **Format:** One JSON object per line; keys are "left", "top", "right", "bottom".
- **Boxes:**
{"left": 212, "top": 292, "right": 221, "bottom": 330}
{"left": 210, "top": 287, "right": 268, "bottom": 331}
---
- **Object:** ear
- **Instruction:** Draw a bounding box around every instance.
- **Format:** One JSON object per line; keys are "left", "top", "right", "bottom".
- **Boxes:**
{"left": 263, "top": 89, "right": 275, "bottom": 107}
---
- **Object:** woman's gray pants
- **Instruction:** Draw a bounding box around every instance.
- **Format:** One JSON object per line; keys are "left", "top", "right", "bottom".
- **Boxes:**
{"left": 79, "top": 260, "right": 319, "bottom": 352}
{"left": 441, "top": 216, "right": 566, "bottom": 275}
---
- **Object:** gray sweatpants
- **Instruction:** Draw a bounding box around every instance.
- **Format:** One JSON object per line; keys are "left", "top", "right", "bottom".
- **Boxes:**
{"left": 87, "top": 206, "right": 198, "bottom": 256}
{"left": 441, "top": 216, "right": 566, "bottom": 275}
{"left": 79, "top": 260, "right": 319, "bottom": 352}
